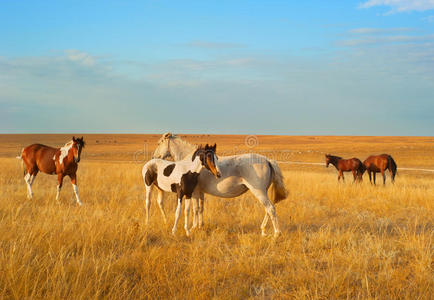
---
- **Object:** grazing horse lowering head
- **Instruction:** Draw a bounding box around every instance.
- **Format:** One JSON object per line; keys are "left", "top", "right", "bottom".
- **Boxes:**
{"left": 192, "top": 144, "right": 221, "bottom": 178}
{"left": 71, "top": 136, "right": 85, "bottom": 163}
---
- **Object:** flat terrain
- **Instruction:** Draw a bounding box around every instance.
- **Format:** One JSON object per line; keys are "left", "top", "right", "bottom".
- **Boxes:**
{"left": 0, "top": 134, "right": 433, "bottom": 299}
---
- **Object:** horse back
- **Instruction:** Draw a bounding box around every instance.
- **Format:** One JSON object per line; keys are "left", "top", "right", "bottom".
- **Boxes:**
{"left": 363, "top": 154, "right": 388, "bottom": 171}
{"left": 22, "top": 144, "right": 58, "bottom": 174}
{"left": 337, "top": 157, "right": 361, "bottom": 171}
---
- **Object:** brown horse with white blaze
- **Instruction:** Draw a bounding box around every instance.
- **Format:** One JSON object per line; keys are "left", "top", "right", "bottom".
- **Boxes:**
{"left": 363, "top": 154, "right": 397, "bottom": 185}
{"left": 325, "top": 154, "right": 364, "bottom": 182}
{"left": 17, "top": 137, "right": 85, "bottom": 205}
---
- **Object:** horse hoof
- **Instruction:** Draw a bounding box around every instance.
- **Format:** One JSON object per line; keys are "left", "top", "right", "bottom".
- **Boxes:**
{"left": 273, "top": 231, "right": 282, "bottom": 238}
{"left": 261, "top": 231, "right": 267, "bottom": 237}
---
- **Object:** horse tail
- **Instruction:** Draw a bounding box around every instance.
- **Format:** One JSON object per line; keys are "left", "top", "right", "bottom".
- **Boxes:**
{"left": 387, "top": 155, "right": 397, "bottom": 181}
{"left": 16, "top": 148, "right": 25, "bottom": 176}
{"left": 268, "top": 160, "right": 288, "bottom": 204}
{"left": 357, "top": 160, "right": 366, "bottom": 176}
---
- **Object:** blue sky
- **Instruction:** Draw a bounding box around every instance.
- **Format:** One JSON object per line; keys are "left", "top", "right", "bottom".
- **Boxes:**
{"left": 1, "top": 0, "right": 433, "bottom": 135}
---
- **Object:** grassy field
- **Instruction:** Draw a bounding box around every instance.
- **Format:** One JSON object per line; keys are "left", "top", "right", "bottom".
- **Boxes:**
{"left": 0, "top": 134, "right": 433, "bottom": 299}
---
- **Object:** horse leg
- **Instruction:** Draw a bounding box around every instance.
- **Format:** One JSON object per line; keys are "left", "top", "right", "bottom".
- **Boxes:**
{"left": 381, "top": 170, "right": 386, "bottom": 185}
{"left": 156, "top": 189, "right": 167, "bottom": 224}
{"left": 184, "top": 197, "right": 191, "bottom": 236}
{"left": 389, "top": 169, "right": 395, "bottom": 184}
{"left": 198, "top": 192, "right": 205, "bottom": 229}
{"left": 191, "top": 190, "right": 200, "bottom": 230}
{"left": 373, "top": 172, "right": 376, "bottom": 185}
{"left": 56, "top": 173, "right": 64, "bottom": 201}
{"left": 69, "top": 174, "right": 82, "bottom": 206}
{"left": 249, "top": 187, "right": 281, "bottom": 237}
{"left": 172, "top": 191, "right": 184, "bottom": 235}
{"left": 352, "top": 170, "right": 356, "bottom": 183}
{"left": 25, "top": 171, "right": 37, "bottom": 199}
{"left": 261, "top": 213, "right": 269, "bottom": 236}
{"left": 368, "top": 171, "right": 372, "bottom": 184}
{"left": 24, "top": 164, "right": 37, "bottom": 199}
{"left": 341, "top": 171, "right": 345, "bottom": 183}
{"left": 144, "top": 184, "right": 153, "bottom": 225}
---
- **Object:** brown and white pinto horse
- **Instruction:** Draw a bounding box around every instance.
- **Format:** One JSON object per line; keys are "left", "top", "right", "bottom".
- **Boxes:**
{"left": 363, "top": 154, "right": 397, "bottom": 185}
{"left": 18, "top": 137, "right": 85, "bottom": 205}
{"left": 325, "top": 154, "right": 364, "bottom": 182}
{"left": 142, "top": 144, "right": 221, "bottom": 236}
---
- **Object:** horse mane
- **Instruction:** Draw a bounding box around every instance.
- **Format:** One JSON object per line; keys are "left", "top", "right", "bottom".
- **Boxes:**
{"left": 63, "top": 141, "right": 73, "bottom": 148}
{"left": 326, "top": 154, "right": 342, "bottom": 161}
{"left": 167, "top": 134, "right": 197, "bottom": 160}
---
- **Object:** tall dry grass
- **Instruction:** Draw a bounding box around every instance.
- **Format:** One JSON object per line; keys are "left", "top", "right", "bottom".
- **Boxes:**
{"left": 0, "top": 155, "right": 432, "bottom": 299}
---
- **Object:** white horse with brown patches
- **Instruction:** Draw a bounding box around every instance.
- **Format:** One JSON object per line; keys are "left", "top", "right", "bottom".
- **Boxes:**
{"left": 153, "top": 133, "right": 288, "bottom": 237}
{"left": 142, "top": 144, "right": 221, "bottom": 236}
{"left": 17, "top": 137, "right": 85, "bottom": 205}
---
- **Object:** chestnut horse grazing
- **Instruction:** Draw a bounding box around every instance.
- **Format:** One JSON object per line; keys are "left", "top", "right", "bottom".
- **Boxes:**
{"left": 325, "top": 154, "right": 364, "bottom": 182}
{"left": 363, "top": 154, "right": 397, "bottom": 185}
{"left": 17, "top": 137, "right": 85, "bottom": 205}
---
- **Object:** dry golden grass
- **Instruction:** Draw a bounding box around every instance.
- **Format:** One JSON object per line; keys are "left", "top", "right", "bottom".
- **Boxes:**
{"left": 0, "top": 134, "right": 433, "bottom": 299}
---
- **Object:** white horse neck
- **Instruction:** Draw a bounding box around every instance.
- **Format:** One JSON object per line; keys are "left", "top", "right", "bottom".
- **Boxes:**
{"left": 184, "top": 155, "right": 203, "bottom": 173}
{"left": 169, "top": 137, "right": 196, "bottom": 160}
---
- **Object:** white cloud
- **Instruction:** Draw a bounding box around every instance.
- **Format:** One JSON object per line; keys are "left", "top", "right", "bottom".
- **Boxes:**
{"left": 64, "top": 49, "right": 96, "bottom": 66}
{"left": 340, "top": 34, "right": 434, "bottom": 46}
{"left": 359, "top": 0, "right": 434, "bottom": 13}
{"left": 348, "top": 27, "right": 414, "bottom": 34}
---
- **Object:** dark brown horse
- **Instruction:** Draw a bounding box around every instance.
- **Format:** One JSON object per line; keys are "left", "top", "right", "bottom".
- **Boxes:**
{"left": 363, "top": 154, "right": 397, "bottom": 185}
{"left": 325, "top": 154, "right": 364, "bottom": 182}
{"left": 17, "top": 137, "right": 85, "bottom": 205}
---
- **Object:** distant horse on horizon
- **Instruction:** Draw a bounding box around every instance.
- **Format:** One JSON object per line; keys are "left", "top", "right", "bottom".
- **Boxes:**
{"left": 325, "top": 154, "right": 364, "bottom": 182}
{"left": 363, "top": 154, "right": 397, "bottom": 185}
{"left": 17, "top": 136, "right": 85, "bottom": 205}
{"left": 152, "top": 133, "right": 288, "bottom": 237}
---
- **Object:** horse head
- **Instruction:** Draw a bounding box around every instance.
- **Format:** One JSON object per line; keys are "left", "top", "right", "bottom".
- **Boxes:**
{"left": 325, "top": 154, "right": 330, "bottom": 168}
{"left": 192, "top": 144, "right": 221, "bottom": 178}
{"left": 153, "top": 133, "right": 173, "bottom": 159}
{"left": 72, "top": 136, "right": 85, "bottom": 163}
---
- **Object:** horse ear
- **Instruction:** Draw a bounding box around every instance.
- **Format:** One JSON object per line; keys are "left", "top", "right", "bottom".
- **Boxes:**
{"left": 81, "top": 136, "right": 83, "bottom": 140}
{"left": 72, "top": 136, "right": 76, "bottom": 141}
{"left": 213, "top": 143, "right": 217, "bottom": 151}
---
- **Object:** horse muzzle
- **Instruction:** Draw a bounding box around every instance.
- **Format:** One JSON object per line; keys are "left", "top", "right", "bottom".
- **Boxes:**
{"left": 74, "top": 157, "right": 80, "bottom": 163}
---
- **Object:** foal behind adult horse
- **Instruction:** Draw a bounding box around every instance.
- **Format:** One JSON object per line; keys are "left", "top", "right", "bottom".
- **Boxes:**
{"left": 18, "top": 137, "right": 85, "bottom": 205}
{"left": 363, "top": 154, "right": 397, "bottom": 185}
{"left": 142, "top": 144, "right": 221, "bottom": 236}
{"left": 325, "top": 154, "right": 364, "bottom": 182}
